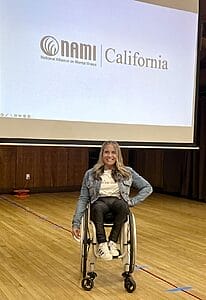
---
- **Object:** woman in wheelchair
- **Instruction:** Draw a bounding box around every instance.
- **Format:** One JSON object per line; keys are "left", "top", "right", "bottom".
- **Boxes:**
{"left": 72, "top": 141, "right": 153, "bottom": 261}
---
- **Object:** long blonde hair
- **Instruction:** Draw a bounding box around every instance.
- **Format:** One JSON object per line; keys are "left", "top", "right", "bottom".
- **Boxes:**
{"left": 92, "top": 141, "right": 131, "bottom": 180}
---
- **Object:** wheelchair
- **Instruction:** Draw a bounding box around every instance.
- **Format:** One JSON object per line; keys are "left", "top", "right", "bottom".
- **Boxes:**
{"left": 79, "top": 205, "right": 137, "bottom": 293}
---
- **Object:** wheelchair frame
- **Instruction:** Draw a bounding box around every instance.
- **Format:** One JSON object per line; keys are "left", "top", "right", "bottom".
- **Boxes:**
{"left": 79, "top": 206, "right": 137, "bottom": 293}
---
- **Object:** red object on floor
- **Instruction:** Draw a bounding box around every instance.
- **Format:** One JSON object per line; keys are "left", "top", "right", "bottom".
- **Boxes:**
{"left": 13, "top": 189, "right": 30, "bottom": 199}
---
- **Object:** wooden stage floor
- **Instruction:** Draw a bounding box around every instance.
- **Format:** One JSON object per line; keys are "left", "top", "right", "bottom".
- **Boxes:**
{"left": 0, "top": 192, "right": 205, "bottom": 300}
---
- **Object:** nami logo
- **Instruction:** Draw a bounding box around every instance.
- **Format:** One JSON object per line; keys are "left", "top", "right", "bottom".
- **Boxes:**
{"left": 40, "top": 35, "right": 97, "bottom": 66}
{"left": 40, "top": 36, "right": 59, "bottom": 56}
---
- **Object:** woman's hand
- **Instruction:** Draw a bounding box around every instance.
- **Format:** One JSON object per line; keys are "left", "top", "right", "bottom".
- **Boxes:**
{"left": 72, "top": 226, "right": 81, "bottom": 240}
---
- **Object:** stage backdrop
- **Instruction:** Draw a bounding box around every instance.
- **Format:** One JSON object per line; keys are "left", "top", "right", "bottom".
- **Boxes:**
{"left": 0, "top": 0, "right": 200, "bottom": 147}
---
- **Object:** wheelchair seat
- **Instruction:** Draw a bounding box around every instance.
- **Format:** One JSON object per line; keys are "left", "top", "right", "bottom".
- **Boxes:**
{"left": 102, "top": 211, "right": 115, "bottom": 225}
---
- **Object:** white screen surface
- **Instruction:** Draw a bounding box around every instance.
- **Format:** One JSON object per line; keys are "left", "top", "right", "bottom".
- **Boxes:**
{"left": 0, "top": 0, "right": 199, "bottom": 145}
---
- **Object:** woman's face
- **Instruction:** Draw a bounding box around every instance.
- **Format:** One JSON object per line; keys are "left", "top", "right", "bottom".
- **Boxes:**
{"left": 102, "top": 144, "right": 117, "bottom": 169}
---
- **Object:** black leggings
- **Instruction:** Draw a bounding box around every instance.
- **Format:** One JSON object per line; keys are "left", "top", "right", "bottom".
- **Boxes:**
{"left": 90, "top": 197, "right": 130, "bottom": 244}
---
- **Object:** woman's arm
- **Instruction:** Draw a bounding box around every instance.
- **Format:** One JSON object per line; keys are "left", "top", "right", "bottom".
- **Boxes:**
{"left": 129, "top": 168, "right": 153, "bottom": 206}
{"left": 72, "top": 171, "right": 90, "bottom": 232}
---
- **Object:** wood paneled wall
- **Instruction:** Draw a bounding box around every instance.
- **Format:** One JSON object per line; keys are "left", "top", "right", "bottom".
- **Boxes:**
{"left": 128, "top": 149, "right": 164, "bottom": 189}
{"left": 0, "top": 146, "right": 88, "bottom": 193}
{"left": 0, "top": 146, "right": 164, "bottom": 194}
{"left": 0, "top": 145, "right": 200, "bottom": 197}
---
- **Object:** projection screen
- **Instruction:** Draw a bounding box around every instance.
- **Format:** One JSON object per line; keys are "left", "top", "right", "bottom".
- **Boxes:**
{"left": 0, "top": 0, "right": 199, "bottom": 147}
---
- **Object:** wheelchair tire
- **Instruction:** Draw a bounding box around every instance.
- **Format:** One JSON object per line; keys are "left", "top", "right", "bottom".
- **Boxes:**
{"left": 124, "top": 276, "right": 136, "bottom": 293}
{"left": 128, "top": 212, "right": 136, "bottom": 273}
{"left": 80, "top": 208, "right": 89, "bottom": 278}
{"left": 81, "top": 277, "right": 94, "bottom": 291}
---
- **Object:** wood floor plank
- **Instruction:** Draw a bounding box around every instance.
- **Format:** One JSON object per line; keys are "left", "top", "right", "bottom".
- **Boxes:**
{"left": 0, "top": 192, "right": 205, "bottom": 299}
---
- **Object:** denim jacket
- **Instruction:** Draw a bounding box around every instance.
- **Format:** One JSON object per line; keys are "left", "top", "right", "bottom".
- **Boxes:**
{"left": 72, "top": 166, "right": 153, "bottom": 228}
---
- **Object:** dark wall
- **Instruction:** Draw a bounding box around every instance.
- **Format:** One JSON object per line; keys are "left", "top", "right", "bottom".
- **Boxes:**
{"left": 1, "top": 145, "right": 204, "bottom": 200}
{"left": 0, "top": 146, "right": 88, "bottom": 193}
{"left": 0, "top": 146, "right": 175, "bottom": 194}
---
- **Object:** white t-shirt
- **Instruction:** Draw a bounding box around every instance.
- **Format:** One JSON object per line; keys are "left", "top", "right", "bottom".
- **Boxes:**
{"left": 99, "top": 169, "right": 120, "bottom": 198}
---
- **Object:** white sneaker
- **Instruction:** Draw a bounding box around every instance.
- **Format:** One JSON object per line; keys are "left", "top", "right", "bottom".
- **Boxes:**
{"left": 98, "top": 242, "right": 112, "bottom": 260}
{"left": 108, "top": 240, "right": 119, "bottom": 257}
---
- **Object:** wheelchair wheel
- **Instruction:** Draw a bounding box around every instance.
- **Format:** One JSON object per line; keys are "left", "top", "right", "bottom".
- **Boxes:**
{"left": 124, "top": 276, "right": 136, "bottom": 293}
{"left": 128, "top": 212, "right": 137, "bottom": 273}
{"left": 80, "top": 208, "right": 90, "bottom": 278}
{"left": 81, "top": 277, "right": 94, "bottom": 291}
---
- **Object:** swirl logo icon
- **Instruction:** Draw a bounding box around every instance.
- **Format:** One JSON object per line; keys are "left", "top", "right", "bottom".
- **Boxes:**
{"left": 40, "top": 36, "right": 59, "bottom": 56}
